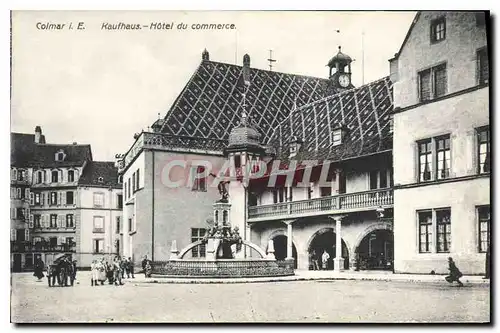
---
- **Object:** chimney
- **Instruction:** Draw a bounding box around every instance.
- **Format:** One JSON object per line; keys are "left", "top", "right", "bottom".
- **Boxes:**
{"left": 34, "top": 126, "right": 42, "bottom": 144}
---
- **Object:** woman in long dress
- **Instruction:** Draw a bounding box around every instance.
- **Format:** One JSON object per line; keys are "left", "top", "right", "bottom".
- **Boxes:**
{"left": 90, "top": 260, "right": 99, "bottom": 286}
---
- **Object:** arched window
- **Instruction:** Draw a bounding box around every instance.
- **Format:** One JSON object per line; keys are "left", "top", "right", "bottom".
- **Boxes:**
{"left": 222, "top": 210, "right": 228, "bottom": 225}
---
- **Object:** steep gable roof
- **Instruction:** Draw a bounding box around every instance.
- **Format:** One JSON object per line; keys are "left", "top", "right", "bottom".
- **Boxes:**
{"left": 268, "top": 76, "right": 394, "bottom": 162}
{"left": 389, "top": 12, "right": 420, "bottom": 61}
{"left": 11, "top": 132, "right": 92, "bottom": 168}
{"left": 78, "top": 161, "right": 121, "bottom": 188}
{"left": 159, "top": 59, "right": 333, "bottom": 146}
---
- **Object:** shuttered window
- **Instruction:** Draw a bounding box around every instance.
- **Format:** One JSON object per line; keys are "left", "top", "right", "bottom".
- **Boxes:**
{"left": 418, "top": 64, "right": 447, "bottom": 102}
{"left": 477, "top": 48, "right": 489, "bottom": 84}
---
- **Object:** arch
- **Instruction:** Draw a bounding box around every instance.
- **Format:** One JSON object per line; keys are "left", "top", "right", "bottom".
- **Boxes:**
{"left": 352, "top": 222, "right": 393, "bottom": 257}
{"left": 267, "top": 231, "right": 299, "bottom": 269}
{"left": 307, "top": 227, "right": 350, "bottom": 270}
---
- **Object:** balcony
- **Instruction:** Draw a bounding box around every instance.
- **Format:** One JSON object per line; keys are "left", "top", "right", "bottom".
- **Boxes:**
{"left": 118, "top": 132, "right": 227, "bottom": 172}
{"left": 248, "top": 188, "right": 393, "bottom": 222}
{"left": 11, "top": 241, "right": 76, "bottom": 253}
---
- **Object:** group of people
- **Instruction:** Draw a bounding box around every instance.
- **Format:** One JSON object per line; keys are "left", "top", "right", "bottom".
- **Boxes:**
{"left": 90, "top": 256, "right": 135, "bottom": 286}
{"left": 309, "top": 250, "right": 331, "bottom": 270}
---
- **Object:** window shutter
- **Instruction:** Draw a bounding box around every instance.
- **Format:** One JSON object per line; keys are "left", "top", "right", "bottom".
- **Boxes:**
{"left": 25, "top": 229, "right": 30, "bottom": 241}
{"left": 11, "top": 229, "right": 16, "bottom": 241}
{"left": 57, "top": 215, "right": 63, "bottom": 228}
{"left": 74, "top": 214, "right": 79, "bottom": 228}
{"left": 27, "top": 170, "right": 32, "bottom": 183}
{"left": 42, "top": 215, "right": 48, "bottom": 228}
{"left": 26, "top": 188, "right": 30, "bottom": 201}
{"left": 16, "top": 188, "right": 21, "bottom": 199}
{"left": 62, "top": 192, "right": 66, "bottom": 205}
{"left": 43, "top": 170, "right": 47, "bottom": 183}
{"left": 12, "top": 169, "right": 17, "bottom": 181}
{"left": 58, "top": 236, "right": 65, "bottom": 245}
{"left": 29, "top": 214, "right": 34, "bottom": 228}
{"left": 58, "top": 192, "right": 62, "bottom": 206}
{"left": 30, "top": 192, "right": 34, "bottom": 205}
{"left": 59, "top": 170, "right": 64, "bottom": 183}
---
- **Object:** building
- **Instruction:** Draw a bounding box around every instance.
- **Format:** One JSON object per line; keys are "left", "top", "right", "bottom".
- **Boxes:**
{"left": 10, "top": 127, "right": 122, "bottom": 271}
{"left": 118, "top": 46, "right": 396, "bottom": 272}
{"left": 77, "top": 161, "right": 123, "bottom": 267}
{"left": 390, "top": 12, "right": 490, "bottom": 274}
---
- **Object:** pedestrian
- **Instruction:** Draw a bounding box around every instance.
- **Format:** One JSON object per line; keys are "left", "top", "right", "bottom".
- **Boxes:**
{"left": 105, "top": 261, "right": 114, "bottom": 285}
{"left": 142, "top": 255, "right": 149, "bottom": 277}
{"left": 445, "top": 257, "right": 464, "bottom": 287}
{"left": 121, "top": 257, "right": 127, "bottom": 279}
{"left": 484, "top": 244, "right": 490, "bottom": 279}
{"left": 310, "top": 250, "right": 319, "bottom": 271}
{"left": 145, "top": 260, "right": 152, "bottom": 278}
{"left": 33, "top": 257, "right": 45, "bottom": 281}
{"left": 128, "top": 257, "right": 135, "bottom": 278}
{"left": 90, "top": 260, "right": 99, "bottom": 286}
{"left": 321, "top": 250, "right": 330, "bottom": 270}
{"left": 113, "top": 257, "right": 123, "bottom": 286}
{"left": 70, "top": 260, "right": 77, "bottom": 286}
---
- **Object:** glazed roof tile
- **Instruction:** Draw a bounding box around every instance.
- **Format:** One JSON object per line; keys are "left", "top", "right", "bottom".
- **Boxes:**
{"left": 159, "top": 60, "right": 333, "bottom": 145}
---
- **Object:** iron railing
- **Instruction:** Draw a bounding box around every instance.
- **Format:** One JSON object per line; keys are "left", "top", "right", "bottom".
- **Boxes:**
{"left": 248, "top": 188, "right": 393, "bottom": 220}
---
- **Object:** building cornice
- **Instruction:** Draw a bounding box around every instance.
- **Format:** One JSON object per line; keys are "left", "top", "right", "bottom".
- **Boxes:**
{"left": 392, "top": 84, "right": 489, "bottom": 116}
{"left": 394, "top": 173, "right": 490, "bottom": 190}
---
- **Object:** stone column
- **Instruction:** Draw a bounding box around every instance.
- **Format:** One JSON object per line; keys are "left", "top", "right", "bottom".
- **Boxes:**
{"left": 330, "top": 215, "right": 345, "bottom": 272}
{"left": 283, "top": 220, "right": 296, "bottom": 260}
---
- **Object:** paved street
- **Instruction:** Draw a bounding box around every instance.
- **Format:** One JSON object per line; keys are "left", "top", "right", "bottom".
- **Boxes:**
{"left": 11, "top": 272, "right": 490, "bottom": 323}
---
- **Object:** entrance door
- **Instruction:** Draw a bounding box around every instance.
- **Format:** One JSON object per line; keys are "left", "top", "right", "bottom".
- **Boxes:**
{"left": 12, "top": 254, "right": 22, "bottom": 272}
{"left": 357, "top": 229, "right": 393, "bottom": 270}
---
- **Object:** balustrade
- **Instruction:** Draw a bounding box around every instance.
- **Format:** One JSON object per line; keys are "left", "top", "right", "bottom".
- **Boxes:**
{"left": 248, "top": 188, "right": 393, "bottom": 220}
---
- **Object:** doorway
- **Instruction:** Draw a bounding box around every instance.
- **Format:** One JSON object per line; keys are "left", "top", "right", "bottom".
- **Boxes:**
{"left": 308, "top": 229, "right": 349, "bottom": 270}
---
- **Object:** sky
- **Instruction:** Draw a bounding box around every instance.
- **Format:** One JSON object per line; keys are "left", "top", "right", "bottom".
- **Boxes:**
{"left": 11, "top": 10, "right": 416, "bottom": 161}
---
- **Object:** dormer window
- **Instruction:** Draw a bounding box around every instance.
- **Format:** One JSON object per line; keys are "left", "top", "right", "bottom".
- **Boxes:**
{"left": 118, "top": 175, "right": 123, "bottom": 183}
{"left": 51, "top": 170, "right": 59, "bottom": 183}
{"left": 333, "top": 129, "right": 342, "bottom": 146}
{"left": 288, "top": 136, "right": 303, "bottom": 158}
{"left": 68, "top": 170, "right": 75, "bottom": 182}
{"left": 55, "top": 150, "right": 66, "bottom": 162}
{"left": 97, "top": 177, "right": 104, "bottom": 183}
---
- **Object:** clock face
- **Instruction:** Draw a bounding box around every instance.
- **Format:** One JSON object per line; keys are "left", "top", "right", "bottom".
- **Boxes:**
{"left": 338, "top": 74, "right": 350, "bottom": 88}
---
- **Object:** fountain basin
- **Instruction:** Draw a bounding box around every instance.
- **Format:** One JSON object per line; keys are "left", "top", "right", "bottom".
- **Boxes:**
{"left": 151, "top": 259, "right": 294, "bottom": 278}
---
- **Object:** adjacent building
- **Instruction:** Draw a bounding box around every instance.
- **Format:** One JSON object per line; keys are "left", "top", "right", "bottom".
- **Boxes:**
{"left": 10, "top": 127, "right": 123, "bottom": 271}
{"left": 390, "top": 11, "right": 490, "bottom": 274}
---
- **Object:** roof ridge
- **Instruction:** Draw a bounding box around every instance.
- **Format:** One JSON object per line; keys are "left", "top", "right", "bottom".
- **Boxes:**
{"left": 205, "top": 59, "right": 329, "bottom": 82}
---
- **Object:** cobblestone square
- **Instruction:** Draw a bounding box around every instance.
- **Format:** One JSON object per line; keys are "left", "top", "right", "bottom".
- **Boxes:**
{"left": 10, "top": 272, "right": 490, "bottom": 323}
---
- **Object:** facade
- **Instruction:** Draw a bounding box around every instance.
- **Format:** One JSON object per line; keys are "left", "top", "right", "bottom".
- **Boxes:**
{"left": 118, "top": 47, "right": 396, "bottom": 272}
{"left": 77, "top": 161, "right": 123, "bottom": 267}
{"left": 10, "top": 127, "right": 122, "bottom": 271}
{"left": 390, "top": 12, "right": 490, "bottom": 274}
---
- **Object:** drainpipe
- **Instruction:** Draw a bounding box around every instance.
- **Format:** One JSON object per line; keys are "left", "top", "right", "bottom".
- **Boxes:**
{"left": 243, "top": 184, "right": 247, "bottom": 258}
{"left": 151, "top": 151, "right": 155, "bottom": 262}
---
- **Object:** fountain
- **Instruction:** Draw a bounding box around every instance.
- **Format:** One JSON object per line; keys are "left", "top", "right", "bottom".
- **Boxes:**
{"left": 151, "top": 194, "right": 294, "bottom": 278}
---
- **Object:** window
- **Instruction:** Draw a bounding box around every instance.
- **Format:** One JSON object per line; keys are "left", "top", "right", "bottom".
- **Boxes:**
{"left": 128, "top": 218, "right": 133, "bottom": 232}
{"left": 127, "top": 178, "right": 131, "bottom": 198}
{"left": 418, "top": 64, "right": 447, "bottom": 102}
{"left": 273, "top": 187, "right": 286, "bottom": 203}
{"left": 136, "top": 169, "right": 140, "bottom": 190}
{"left": 436, "top": 209, "right": 451, "bottom": 253}
{"left": 333, "top": 129, "right": 342, "bottom": 146}
{"left": 17, "top": 169, "right": 26, "bottom": 181}
{"left": 117, "top": 194, "right": 123, "bottom": 209}
{"left": 477, "top": 48, "right": 489, "bottom": 84}
{"left": 307, "top": 183, "right": 313, "bottom": 200}
{"left": 132, "top": 171, "right": 136, "bottom": 192}
{"left": 418, "top": 135, "right": 451, "bottom": 182}
{"left": 36, "top": 171, "right": 43, "bottom": 184}
{"left": 66, "top": 237, "right": 74, "bottom": 250}
{"left": 93, "top": 192, "right": 104, "bottom": 207}
{"left": 34, "top": 215, "right": 41, "bottom": 228}
{"left": 33, "top": 192, "right": 41, "bottom": 205}
{"left": 93, "top": 216, "right": 104, "bottom": 233}
{"left": 50, "top": 214, "right": 57, "bottom": 228}
{"left": 418, "top": 140, "right": 433, "bottom": 181}
{"left": 16, "top": 208, "right": 24, "bottom": 220}
{"left": 51, "top": 170, "right": 59, "bottom": 183}
{"left": 66, "top": 191, "right": 74, "bottom": 205}
{"left": 56, "top": 152, "right": 65, "bottom": 161}
{"left": 436, "top": 136, "right": 450, "bottom": 180}
{"left": 478, "top": 206, "right": 490, "bottom": 253}
{"left": 49, "top": 237, "right": 57, "bottom": 248}
{"left": 93, "top": 239, "right": 104, "bottom": 254}
{"left": 418, "top": 211, "right": 433, "bottom": 253}
{"left": 477, "top": 127, "right": 490, "bottom": 174}
{"left": 68, "top": 170, "right": 75, "bottom": 182}
{"left": 430, "top": 17, "right": 446, "bottom": 42}
{"left": 191, "top": 166, "right": 207, "bottom": 192}
{"left": 191, "top": 228, "right": 207, "bottom": 258}
{"left": 50, "top": 192, "right": 58, "bottom": 205}
{"left": 66, "top": 214, "right": 74, "bottom": 228}
{"left": 124, "top": 184, "right": 127, "bottom": 200}
{"left": 116, "top": 217, "right": 121, "bottom": 234}
{"left": 118, "top": 175, "right": 123, "bottom": 183}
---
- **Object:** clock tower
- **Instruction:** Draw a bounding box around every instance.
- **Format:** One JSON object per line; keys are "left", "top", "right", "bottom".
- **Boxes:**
{"left": 327, "top": 46, "right": 354, "bottom": 91}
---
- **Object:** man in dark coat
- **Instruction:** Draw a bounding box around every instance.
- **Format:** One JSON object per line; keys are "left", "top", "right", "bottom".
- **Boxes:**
{"left": 445, "top": 257, "right": 464, "bottom": 287}
{"left": 141, "top": 255, "right": 149, "bottom": 276}
{"left": 33, "top": 258, "right": 45, "bottom": 280}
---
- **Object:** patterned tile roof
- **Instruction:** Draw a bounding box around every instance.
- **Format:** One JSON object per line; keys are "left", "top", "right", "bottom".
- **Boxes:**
{"left": 78, "top": 161, "right": 121, "bottom": 188}
{"left": 159, "top": 59, "right": 333, "bottom": 145}
{"left": 267, "top": 76, "right": 394, "bottom": 162}
{"left": 11, "top": 133, "right": 92, "bottom": 168}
